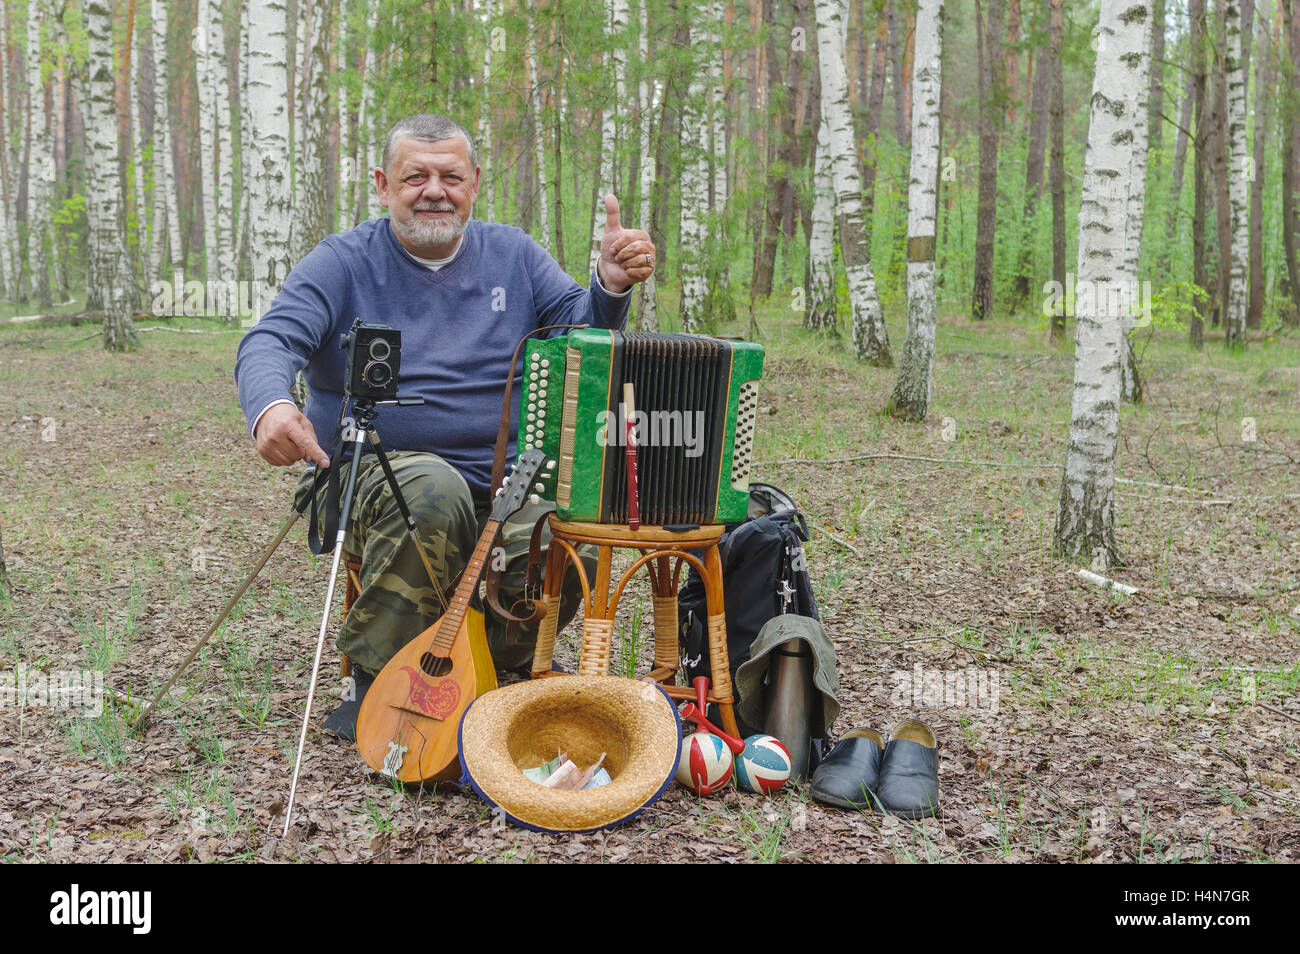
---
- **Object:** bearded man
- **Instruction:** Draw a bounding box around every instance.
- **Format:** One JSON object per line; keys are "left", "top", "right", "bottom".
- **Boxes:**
{"left": 234, "top": 113, "right": 656, "bottom": 739}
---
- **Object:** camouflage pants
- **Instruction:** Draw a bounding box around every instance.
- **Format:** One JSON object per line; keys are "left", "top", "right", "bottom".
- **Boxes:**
{"left": 293, "top": 450, "right": 594, "bottom": 675}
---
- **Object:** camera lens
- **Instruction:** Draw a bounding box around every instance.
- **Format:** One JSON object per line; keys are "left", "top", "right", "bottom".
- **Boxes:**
{"left": 364, "top": 362, "right": 393, "bottom": 388}
{"left": 368, "top": 338, "right": 391, "bottom": 361}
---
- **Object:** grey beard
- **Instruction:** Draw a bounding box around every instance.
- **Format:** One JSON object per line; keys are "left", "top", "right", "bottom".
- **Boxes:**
{"left": 393, "top": 209, "right": 466, "bottom": 249}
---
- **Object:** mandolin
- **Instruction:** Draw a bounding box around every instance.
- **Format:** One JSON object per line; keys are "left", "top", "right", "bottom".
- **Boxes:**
{"left": 356, "top": 448, "right": 553, "bottom": 783}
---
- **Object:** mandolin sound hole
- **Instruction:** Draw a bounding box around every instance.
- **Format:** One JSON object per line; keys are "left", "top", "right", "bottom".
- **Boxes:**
{"left": 419, "top": 652, "right": 453, "bottom": 678}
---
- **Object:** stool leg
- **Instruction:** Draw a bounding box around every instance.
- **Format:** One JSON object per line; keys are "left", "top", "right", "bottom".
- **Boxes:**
{"left": 702, "top": 543, "right": 741, "bottom": 738}
{"left": 650, "top": 556, "right": 679, "bottom": 678}
{"left": 577, "top": 546, "right": 614, "bottom": 676}
{"left": 529, "top": 542, "right": 567, "bottom": 677}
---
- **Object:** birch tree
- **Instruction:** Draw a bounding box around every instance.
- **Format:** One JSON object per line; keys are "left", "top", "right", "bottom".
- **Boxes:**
{"left": 679, "top": 8, "right": 711, "bottom": 333}
{"left": 479, "top": 0, "right": 497, "bottom": 222}
{"left": 336, "top": 0, "right": 352, "bottom": 232}
{"left": 354, "top": 1, "right": 381, "bottom": 224}
{"left": 0, "top": 2, "right": 15, "bottom": 300}
{"left": 971, "top": 0, "right": 1004, "bottom": 322}
{"left": 1120, "top": 8, "right": 1153, "bottom": 404}
{"left": 814, "top": 0, "right": 891, "bottom": 365}
{"left": 84, "top": 0, "right": 138, "bottom": 349}
{"left": 590, "top": 0, "right": 627, "bottom": 278}
{"left": 151, "top": 0, "right": 183, "bottom": 277}
{"left": 636, "top": 0, "right": 657, "bottom": 331}
{"left": 1054, "top": 0, "right": 1149, "bottom": 566}
{"left": 1224, "top": 0, "right": 1249, "bottom": 349}
{"left": 888, "top": 0, "right": 945, "bottom": 421}
{"left": 526, "top": 15, "right": 550, "bottom": 251}
{"left": 245, "top": 0, "right": 293, "bottom": 321}
{"left": 805, "top": 109, "right": 836, "bottom": 332}
{"left": 26, "top": 0, "right": 53, "bottom": 308}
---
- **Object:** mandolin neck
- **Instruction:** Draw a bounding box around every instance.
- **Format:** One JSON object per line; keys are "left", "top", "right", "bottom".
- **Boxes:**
{"left": 431, "top": 517, "right": 501, "bottom": 655}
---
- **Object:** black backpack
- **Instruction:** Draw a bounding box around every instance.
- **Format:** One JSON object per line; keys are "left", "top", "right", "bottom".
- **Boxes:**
{"left": 677, "top": 483, "right": 819, "bottom": 737}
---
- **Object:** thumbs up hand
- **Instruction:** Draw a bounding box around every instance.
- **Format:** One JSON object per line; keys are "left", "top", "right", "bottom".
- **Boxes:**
{"left": 597, "top": 194, "right": 656, "bottom": 293}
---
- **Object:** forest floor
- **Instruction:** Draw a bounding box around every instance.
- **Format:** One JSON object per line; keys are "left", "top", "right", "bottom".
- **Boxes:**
{"left": 1, "top": 302, "right": 1298, "bottom": 863}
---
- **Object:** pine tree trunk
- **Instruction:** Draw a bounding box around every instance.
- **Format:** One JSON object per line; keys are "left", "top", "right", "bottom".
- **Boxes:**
{"left": 887, "top": 0, "right": 908, "bottom": 145}
{"left": 245, "top": 0, "right": 293, "bottom": 320}
{"left": 1224, "top": 0, "right": 1250, "bottom": 349}
{"left": 1014, "top": 1, "right": 1051, "bottom": 308}
{"left": 815, "top": 0, "right": 891, "bottom": 364}
{"left": 1164, "top": 0, "right": 1206, "bottom": 277}
{"left": 888, "top": 0, "right": 944, "bottom": 421}
{"left": 1054, "top": 0, "right": 1149, "bottom": 566}
{"left": 1149, "top": 0, "right": 1165, "bottom": 154}
{"left": 85, "top": 0, "right": 138, "bottom": 350}
{"left": 1048, "top": 0, "right": 1066, "bottom": 344}
{"left": 972, "top": 0, "right": 1004, "bottom": 321}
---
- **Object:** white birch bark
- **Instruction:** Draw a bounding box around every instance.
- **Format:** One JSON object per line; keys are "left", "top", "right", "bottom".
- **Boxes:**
{"left": 0, "top": 2, "right": 16, "bottom": 299}
{"left": 130, "top": 16, "right": 148, "bottom": 300}
{"left": 1120, "top": 7, "right": 1153, "bottom": 403}
{"left": 1054, "top": 0, "right": 1149, "bottom": 565}
{"left": 806, "top": 107, "right": 836, "bottom": 332}
{"left": 479, "top": 0, "right": 497, "bottom": 222}
{"left": 354, "top": 1, "right": 381, "bottom": 223}
{"left": 678, "top": 17, "right": 711, "bottom": 333}
{"left": 245, "top": 0, "right": 293, "bottom": 320}
{"left": 238, "top": 0, "right": 251, "bottom": 272}
{"left": 1224, "top": 0, "right": 1249, "bottom": 349}
{"left": 526, "top": 20, "right": 551, "bottom": 251}
{"left": 814, "top": 0, "right": 892, "bottom": 365}
{"left": 590, "top": 0, "right": 627, "bottom": 277}
{"left": 26, "top": 0, "right": 53, "bottom": 307}
{"left": 196, "top": 0, "right": 219, "bottom": 281}
{"left": 888, "top": 0, "right": 945, "bottom": 420}
{"left": 636, "top": 0, "right": 657, "bottom": 331}
{"left": 336, "top": 0, "right": 350, "bottom": 232}
{"left": 152, "top": 0, "right": 183, "bottom": 275}
{"left": 84, "top": 0, "right": 138, "bottom": 348}
{"left": 707, "top": 0, "right": 726, "bottom": 214}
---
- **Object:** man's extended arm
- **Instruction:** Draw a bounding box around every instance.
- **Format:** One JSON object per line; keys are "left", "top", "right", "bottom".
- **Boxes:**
{"left": 235, "top": 242, "right": 347, "bottom": 466}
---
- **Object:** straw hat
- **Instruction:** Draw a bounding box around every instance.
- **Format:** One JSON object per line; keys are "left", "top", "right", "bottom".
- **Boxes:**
{"left": 458, "top": 675, "right": 682, "bottom": 833}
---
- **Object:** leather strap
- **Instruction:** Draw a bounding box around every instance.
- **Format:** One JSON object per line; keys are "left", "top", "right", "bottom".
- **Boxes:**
{"left": 489, "top": 322, "right": 590, "bottom": 499}
{"left": 306, "top": 427, "right": 350, "bottom": 555}
{"left": 483, "top": 510, "right": 550, "bottom": 627}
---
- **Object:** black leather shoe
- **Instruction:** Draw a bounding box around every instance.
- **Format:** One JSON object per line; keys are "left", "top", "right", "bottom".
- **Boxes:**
{"left": 809, "top": 727, "right": 885, "bottom": 810}
{"left": 876, "top": 720, "right": 939, "bottom": 819}
{"left": 323, "top": 666, "right": 374, "bottom": 744}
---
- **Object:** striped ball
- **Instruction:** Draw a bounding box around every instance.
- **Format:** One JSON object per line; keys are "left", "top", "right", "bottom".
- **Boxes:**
{"left": 734, "top": 735, "right": 792, "bottom": 794}
{"left": 676, "top": 730, "right": 734, "bottom": 795}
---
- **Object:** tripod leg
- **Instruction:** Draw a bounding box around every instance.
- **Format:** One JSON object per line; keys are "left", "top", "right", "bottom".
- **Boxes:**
{"left": 130, "top": 507, "right": 304, "bottom": 736}
{"left": 282, "top": 426, "right": 369, "bottom": 838}
{"left": 366, "top": 431, "right": 448, "bottom": 614}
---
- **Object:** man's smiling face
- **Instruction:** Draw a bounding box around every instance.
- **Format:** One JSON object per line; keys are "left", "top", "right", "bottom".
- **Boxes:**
{"left": 377, "top": 135, "right": 480, "bottom": 258}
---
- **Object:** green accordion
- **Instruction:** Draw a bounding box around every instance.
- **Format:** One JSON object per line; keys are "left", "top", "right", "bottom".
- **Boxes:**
{"left": 518, "top": 329, "right": 763, "bottom": 525}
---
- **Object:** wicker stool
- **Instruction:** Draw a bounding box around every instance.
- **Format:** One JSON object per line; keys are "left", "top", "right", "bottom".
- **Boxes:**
{"left": 528, "top": 517, "right": 739, "bottom": 737}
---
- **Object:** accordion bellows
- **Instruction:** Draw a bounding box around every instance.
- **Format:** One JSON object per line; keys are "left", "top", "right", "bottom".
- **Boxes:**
{"left": 520, "top": 330, "right": 763, "bottom": 525}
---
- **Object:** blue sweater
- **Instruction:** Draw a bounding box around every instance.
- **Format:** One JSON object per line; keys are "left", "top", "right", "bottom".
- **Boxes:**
{"left": 235, "top": 216, "right": 631, "bottom": 499}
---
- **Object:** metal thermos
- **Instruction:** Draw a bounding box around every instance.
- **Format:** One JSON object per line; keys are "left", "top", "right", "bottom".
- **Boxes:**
{"left": 763, "top": 638, "right": 817, "bottom": 780}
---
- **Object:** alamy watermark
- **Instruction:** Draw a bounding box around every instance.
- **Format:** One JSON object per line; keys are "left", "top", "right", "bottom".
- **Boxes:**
{"left": 1042, "top": 272, "right": 1153, "bottom": 327}
{"left": 594, "top": 405, "right": 707, "bottom": 458}
{"left": 0, "top": 665, "right": 104, "bottom": 717}
{"left": 891, "top": 664, "right": 1001, "bottom": 713}
{"left": 149, "top": 272, "right": 274, "bottom": 324}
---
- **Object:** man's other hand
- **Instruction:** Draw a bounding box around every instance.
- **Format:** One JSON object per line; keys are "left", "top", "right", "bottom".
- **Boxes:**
{"left": 597, "top": 194, "right": 656, "bottom": 293}
{"left": 255, "top": 403, "right": 331, "bottom": 468}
